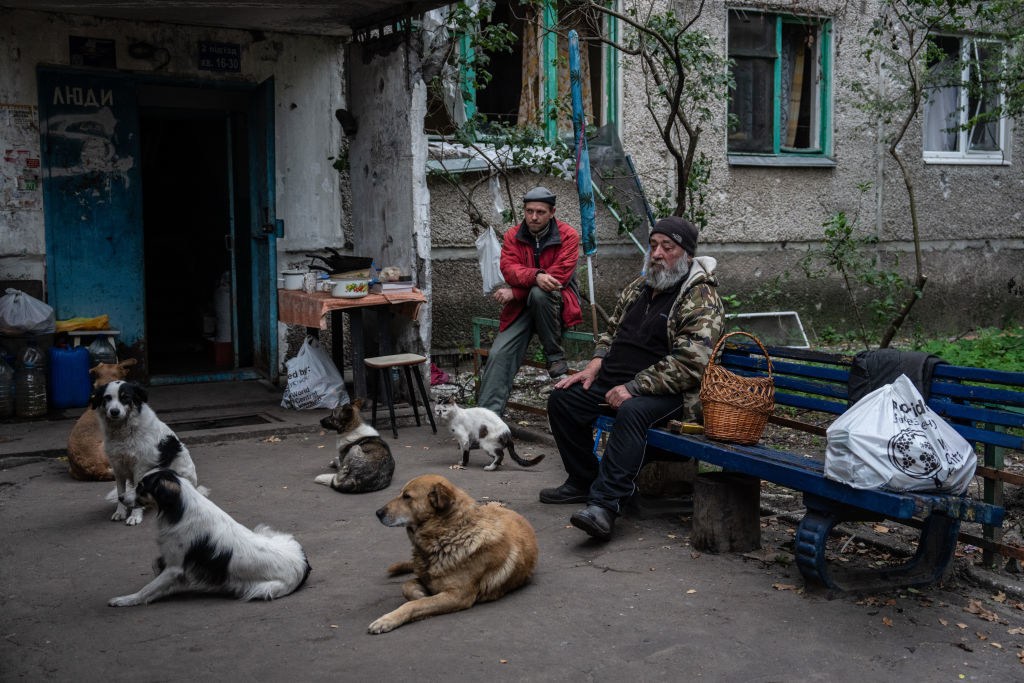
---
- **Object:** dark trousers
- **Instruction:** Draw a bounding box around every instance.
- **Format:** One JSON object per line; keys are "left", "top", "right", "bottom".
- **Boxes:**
{"left": 547, "top": 383, "right": 685, "bottom": 513}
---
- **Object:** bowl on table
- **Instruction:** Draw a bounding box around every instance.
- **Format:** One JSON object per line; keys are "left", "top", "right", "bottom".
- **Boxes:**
{"left": 331, "top": 278, "right": 369, "bottom": 298}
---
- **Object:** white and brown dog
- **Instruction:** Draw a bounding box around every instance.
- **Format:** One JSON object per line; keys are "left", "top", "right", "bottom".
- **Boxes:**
{"left": 109, "top": 469, "right": 311, "bottom": 606}
{"left": 91, "top": 380, "right": 202, "bottom": 525}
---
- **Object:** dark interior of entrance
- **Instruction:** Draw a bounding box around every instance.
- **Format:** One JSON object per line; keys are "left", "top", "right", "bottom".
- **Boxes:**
{"left": 140, "top": 107, "right": 253, "bottom": 376}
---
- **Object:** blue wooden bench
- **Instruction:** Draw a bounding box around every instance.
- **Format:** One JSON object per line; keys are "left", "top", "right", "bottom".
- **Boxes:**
{"left": 596, "top": 343, "right": 1022, "bottom": 592}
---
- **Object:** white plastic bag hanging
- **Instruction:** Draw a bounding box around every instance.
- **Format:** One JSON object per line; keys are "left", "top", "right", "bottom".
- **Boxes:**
{"left": 0, "top": 288, "right": 56, "bottom": 336}
{"left": 825, "top": 374, "right": 977, "bottom": 494}
{"left": 281, "top": 337, "right": 349, "bottom": 410}
{"left": 475, "top": 227, "right": 505, "bottom": 294}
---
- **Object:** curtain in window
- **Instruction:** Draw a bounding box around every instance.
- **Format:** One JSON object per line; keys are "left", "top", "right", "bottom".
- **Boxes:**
{"left": 517, "top": 6, "right": 593, "bottom": 134}
{"left": 923, "top": 56, "right": 960, "bottom": 152}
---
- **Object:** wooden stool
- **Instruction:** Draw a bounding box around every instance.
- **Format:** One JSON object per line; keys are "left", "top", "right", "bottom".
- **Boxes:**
{"left": 363, "top": 353, "right": 437, "bottom": 438}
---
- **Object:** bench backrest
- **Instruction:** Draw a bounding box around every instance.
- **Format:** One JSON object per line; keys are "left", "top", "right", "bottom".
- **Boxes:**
{"left": 720, "top": 342, "right": 1024, "bottom": 452}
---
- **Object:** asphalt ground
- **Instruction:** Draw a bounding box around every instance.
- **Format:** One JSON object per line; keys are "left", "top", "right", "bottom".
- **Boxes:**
{"left": 2, "top": 382, "right": 1023, "bottom": 681}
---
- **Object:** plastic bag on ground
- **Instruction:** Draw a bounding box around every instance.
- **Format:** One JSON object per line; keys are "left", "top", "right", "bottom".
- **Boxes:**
{"left": 281, "top": 337, "right": 349, "bottom": 410}
{"left": 825, "top": 374, "right": 977, "bottom": 494}
{"left": 475, "top": 227, "right": 505, "bottom": 294}
{"left": 0, "top": 288, "right": 56, "bottom": 336}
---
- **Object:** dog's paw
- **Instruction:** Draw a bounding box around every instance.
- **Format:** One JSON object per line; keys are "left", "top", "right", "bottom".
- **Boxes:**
{"left": 125, "top": 509, "right": 144, "bottom": 526}
{"left": 367, "top": 614, "right": 400, "bottom": 634}
{"left": 108, "top": 594, "right": 141, "bottom": 607}
{"left": 111, "top": 505, "right": 128, "bottom": 522}
{"left": 313, "top": 474, "right": 334, "bottom": 486}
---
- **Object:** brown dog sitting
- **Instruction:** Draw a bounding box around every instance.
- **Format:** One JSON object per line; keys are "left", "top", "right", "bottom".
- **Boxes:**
{"left": 370, "top": 474, "right": 538, "bottom": 634}
{"left": 66, "top": 359, "right": 137, "bottom": 480}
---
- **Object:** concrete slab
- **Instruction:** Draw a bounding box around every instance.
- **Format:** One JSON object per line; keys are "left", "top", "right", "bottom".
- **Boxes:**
{"left": 2, "top": 410, "right": 1022, "bottom": 680}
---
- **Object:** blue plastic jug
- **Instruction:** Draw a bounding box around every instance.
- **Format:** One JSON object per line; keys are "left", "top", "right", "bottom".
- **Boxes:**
{"left": 48, "top": 345, "right": 91, "bottom": 409}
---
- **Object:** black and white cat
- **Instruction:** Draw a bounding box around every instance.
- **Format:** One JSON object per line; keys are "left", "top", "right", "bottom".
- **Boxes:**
{"left": 434, "top": 397, "right": 544, "bottom": 471}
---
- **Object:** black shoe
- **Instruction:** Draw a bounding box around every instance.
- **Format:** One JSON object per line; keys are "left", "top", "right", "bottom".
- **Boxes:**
{"left": 546, "top": 359, "right": 568, "bottom": 378}
{"left": 570, "top": 504, "right": 615, "bottom": 541}
{"left": 538, "top": 481, "right": 589, "bottom": 504}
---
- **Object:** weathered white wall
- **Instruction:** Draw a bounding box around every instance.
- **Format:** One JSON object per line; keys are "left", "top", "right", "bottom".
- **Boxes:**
{"left": 349, "top": 37, "right": 432, "bottom": 357}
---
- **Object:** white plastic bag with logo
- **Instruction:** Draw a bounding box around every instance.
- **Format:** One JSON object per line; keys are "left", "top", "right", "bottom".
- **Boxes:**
{"left": 475, "top": 227, "right": 505, "bottom": 294}
{"left": 0, "top": 288, "right": 56, "bottom": 336}
{"left": 281, "top": 337, "right": 349, "bottom": 410}
{"left": 825, "top": 374, "right": 977, "bottom": 494}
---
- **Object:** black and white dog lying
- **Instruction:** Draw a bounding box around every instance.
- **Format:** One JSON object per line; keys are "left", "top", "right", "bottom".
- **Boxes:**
{"left": 109, "top": 469, "right": 312, "bottom": 607}
{"left": 91, "top": 380, "right": 202, "bottom": 525}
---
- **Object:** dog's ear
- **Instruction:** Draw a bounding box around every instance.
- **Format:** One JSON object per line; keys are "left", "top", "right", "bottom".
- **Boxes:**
{"left": 126, "top": 381, "right": 148, "bottom": 407}
{"left": 120, "top": 358, "right": 138, "bottom": 368}
{"left": 446, "top": 395, "right": 456, "bottom": 406}
{"left": 90, "top": 383, "right": 108, "bottom": 409}
{"left": 427, "top": 480, "right": 454, "bottom": 513}
{"left": 139, "top": 470, "right": 184, "bottom": 523}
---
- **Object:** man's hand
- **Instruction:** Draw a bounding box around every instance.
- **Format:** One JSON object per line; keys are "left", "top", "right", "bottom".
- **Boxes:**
{"left": 535, "top": 272, "right": 561, "bottom": 292}
{"left": 492, "top": 287, "right": 514, "bottom": 304}
{"left": 554, "top": 358, "right": 601, "bottom": 391}
{"left": 604, "top": 385, "right": 633, "bottom": 409}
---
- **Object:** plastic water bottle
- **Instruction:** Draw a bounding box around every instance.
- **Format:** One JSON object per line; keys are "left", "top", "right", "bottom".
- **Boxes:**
{"left": 0, "top": 355, "right": 14, "bottom": 417}
{"left": 87, "top": 336, "right": 118, "bottom": 366}
{"left": 16, "top": 358, "right": 47, "bottom": 418}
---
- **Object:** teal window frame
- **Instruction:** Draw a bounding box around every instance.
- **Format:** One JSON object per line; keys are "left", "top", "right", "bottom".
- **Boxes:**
{"left": 727, "top": 11, "right": 833, "bottom": 166}
{"left": 457, "top": 0, "right": 619, "bottom": 143}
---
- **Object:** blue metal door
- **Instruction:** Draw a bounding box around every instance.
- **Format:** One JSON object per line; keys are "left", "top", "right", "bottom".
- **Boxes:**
{"left": 248, "top": 78, "right": 278, "bottom": 380}
{"left": 37, "top": 68, "right": 145, "bottom": 349}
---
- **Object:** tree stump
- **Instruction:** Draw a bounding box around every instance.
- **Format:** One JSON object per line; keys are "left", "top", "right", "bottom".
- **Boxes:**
{"left": 691, "top": 471, "right": 761, "bottom": 553}
{"left": 636, "top": 460, "right": 697, "bottom": 497}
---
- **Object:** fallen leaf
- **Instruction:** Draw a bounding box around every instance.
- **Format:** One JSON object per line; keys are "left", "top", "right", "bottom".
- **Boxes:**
{"left": 939, "top": 618, "right": 948, "bottom": 626}
{"left": 882, "top": 617, "right": 894, "bottom": 627}
{"left": 964, "top": 599, "right": 1004, "bottom": 623}
{"left": 405, "top": 445, "right": 412, "bottom": 448}
{"left": 991, "top": 642, "right": 1002, "bottom": 649}
{"left": 499, "top": 659, "right": 508, "bottom": 664}
{"left": 330, "top": 624, "right": 338, "bottom": 629}
{"left": 690, "top": 552, "right": 700, "bottom": 559}
{"left": 448, "top": 464, "right": 466, "bottom": 470}
{"left": 282, "top": 486, "right": 288, "bottom": 489}
{"left": 993, "top": 591, "right": 1007, "bottom": 603}
{"left": 1008, "top": 627, "right": 1024, "bottom": 635}
{"left": 317, "top": 445, "right": 325, "bottom": 449}
{"left": 517, "top": 421, "right": 529, "bottom": 426}
{"left": 667, "top": 534, "right": 677, "bottom": 539}
{"left": 957, "top": 623, "right": 968, "bottom": 629}
{"left": 423, "top": 447, "right": 430, "bottom": 450}
{"left": 772, "top": 583, "right": 798, "bottom": 591}
{"left": 649, "top": 567, "right": 656, "bottom": 572}
{"left": 872, "top": 524, "right": 890, "bottom": 533}
{"left": 686, "top": 589, "right": 696, "bottom": 594}
{"left": 264, "top": 435, "right": 281, "bottom": 442}
{"left": 565, "top": 525, "right": 573, "bottom": 529}
{"left": 976, "top": 633, "right": 988, "bottom": 640}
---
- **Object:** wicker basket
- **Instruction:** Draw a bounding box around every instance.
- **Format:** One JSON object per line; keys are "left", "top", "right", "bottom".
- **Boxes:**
{"left": 699, "top": 331, "right": 775, "bottom": 445}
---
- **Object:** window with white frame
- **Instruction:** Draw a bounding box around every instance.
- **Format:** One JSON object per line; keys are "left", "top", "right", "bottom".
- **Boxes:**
{"left": 923, "top": 35, "right": 1007, "bottom": 164}
{"left": 727, "top": 9, "right": 832, "bottom": 163}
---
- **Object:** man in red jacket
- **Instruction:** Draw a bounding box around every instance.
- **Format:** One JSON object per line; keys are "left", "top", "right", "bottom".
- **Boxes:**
{"left": 477, "top": 186, "right": 582, "bottom": 415}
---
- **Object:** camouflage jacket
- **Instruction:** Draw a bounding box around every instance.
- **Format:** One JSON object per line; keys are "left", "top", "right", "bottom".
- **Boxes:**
{"left": 594, "top": 256, "right": 725, "bottom": 419}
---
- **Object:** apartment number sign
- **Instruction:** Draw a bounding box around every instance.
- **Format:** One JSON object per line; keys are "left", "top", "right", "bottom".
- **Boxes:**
{"left": 198, "top": 42, "right": 241, "bottom": 73}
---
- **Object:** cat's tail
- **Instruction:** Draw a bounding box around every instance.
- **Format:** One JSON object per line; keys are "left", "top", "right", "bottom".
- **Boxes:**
{"left": 503, "top": 432, "right": 544, "bottom": 467}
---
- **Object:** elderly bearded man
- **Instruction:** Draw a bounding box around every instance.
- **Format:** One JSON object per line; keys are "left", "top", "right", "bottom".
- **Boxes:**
{"left": 541, "top": 217, "right": 724, "bottom": 541}
{"left": 477, "top": 186, "right": 582, "bottom": 416}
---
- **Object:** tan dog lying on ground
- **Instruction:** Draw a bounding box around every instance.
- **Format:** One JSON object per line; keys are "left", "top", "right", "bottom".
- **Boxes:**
{"left": 66, "top": 359, "right": 137, "bottom": 480}
{"left": 370, "top": 474, "right": 538, "bottom": 634}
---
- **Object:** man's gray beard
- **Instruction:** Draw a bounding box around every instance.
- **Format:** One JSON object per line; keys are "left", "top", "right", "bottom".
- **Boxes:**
{"left": 643, "top": 252, "right": 691, "bottom": 290}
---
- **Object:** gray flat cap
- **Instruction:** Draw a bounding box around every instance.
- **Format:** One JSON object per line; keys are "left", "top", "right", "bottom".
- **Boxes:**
{"left": 523, "top": 186, "right": 556, "bottom": 206}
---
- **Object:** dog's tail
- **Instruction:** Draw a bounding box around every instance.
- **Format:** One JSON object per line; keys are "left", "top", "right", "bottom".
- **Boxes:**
{"left": 195, "top": 484, "right": 211, "bottom": 497}
{"left": 503, "top": 432, "right": 544, "bottom": 467}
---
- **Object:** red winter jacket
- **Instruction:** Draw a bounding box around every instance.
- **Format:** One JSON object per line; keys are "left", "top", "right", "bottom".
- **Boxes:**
{"left": 498, "top": 218, "right": 583, "bottom": 331}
